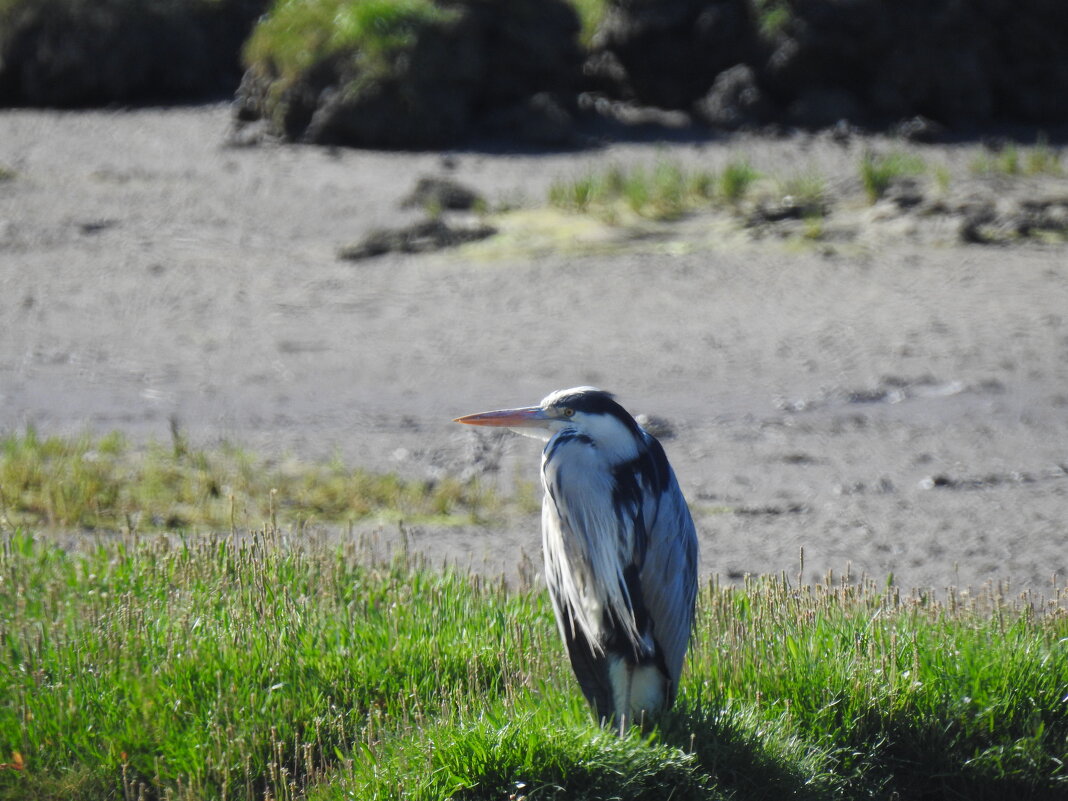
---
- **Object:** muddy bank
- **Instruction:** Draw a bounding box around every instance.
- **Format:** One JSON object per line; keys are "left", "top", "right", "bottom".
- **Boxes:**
{"left": 0, "top": 105, "right": 1066, "bottom": 594}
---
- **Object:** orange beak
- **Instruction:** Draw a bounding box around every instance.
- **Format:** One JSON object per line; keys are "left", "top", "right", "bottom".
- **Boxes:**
{"left": 453, "top": 406, "right": 549, "bottom": 427}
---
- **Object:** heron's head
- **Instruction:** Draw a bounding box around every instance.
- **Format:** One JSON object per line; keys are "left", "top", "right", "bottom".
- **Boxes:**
{"left": 454, "top": 387, "right": 643, "bottom": 457}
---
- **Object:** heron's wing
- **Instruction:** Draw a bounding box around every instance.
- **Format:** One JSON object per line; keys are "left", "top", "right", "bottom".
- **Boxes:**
{"left": 637, "top": 435, "right": 699, "bottom": 694}
{"left": 541, "top": 433, "right": 646, "bottom": 653}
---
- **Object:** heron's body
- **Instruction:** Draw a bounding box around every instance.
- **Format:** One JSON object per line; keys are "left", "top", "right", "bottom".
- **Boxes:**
{"left": 455, "top": 387, "right": 698, "bottom": 730}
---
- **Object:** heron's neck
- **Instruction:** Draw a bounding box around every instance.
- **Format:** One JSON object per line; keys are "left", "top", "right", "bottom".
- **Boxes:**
{"left": 553, "top": 414, "right": 641, "bottom": 465}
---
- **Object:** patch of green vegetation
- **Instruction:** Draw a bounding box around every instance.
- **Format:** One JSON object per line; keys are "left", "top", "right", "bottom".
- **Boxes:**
{"left": 971, "top": 139, "right": 1063, "bottom": 177}
{"left": 777, "top": 171, "right": 828, "bottom": 217}
{"left": 243, "top": 0, "right": 458, "bottom": 93}
{"left": 0, "top": 165, "right": 14, "bottom": 182}
{"left": 0, "top": 429, "right": 496, "bottom": 532}
{"left": 1, "top": 530, "right": 1065, "bottom": 801}
{"left": 549, "top": 159, "right": 719, "bottom": 221}
{"left": 0, "top": 530, "right": 560, "bottom": 801}
{"left": 753, "top": 0, "right": 792, "bottom": 38}
{"left": 567, "top": 0, "right": 608, "bottom": 47}
{"left": 859, "top": 150, "right": 927, "bottom": 203}
{"left": 718, "top": 158, "right": 760, "bottom": 205}
{"left": 549, "top": 158, "right": 763, "bottom": 222}
{"left": 933, "top": 163, "right": 952, "bottom": 193}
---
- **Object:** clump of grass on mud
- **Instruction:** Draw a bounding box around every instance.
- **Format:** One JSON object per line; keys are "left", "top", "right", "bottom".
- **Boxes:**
{"left": 718, "top": 159, "right": 760, "bottom": 205}
{"left": 1, "top": 529, "right": 1065, "bottom": 801}
{"left": 859, "top": 150, "right": 927, "bottom": 203}
{"left": 971, "top": 140, "right": 1064, "bottom": 177}
{"left": 0, "top": 428, "right": 495, "bottom": 532}
{"left": 548, "top": 158, "right": 759, "bottom": 221}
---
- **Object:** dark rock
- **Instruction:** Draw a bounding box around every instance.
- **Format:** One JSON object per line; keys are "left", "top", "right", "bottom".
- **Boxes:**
{"left": 477, "top": 92, "right": 575, "bottom": 146}
{"left": 459, "top": 0, "right": 582, "bottom": 112}
{"left": 958, "top": 198, "right": 999, "bottom": 244}
{"left": 589, "top": 0, "right": 760, "bottom": 109}
{"left": 236, "top": 0, "right": 582, "bottom": 149}
{"left": 787, "top": 86, "right": 863, "bottom": 129}
{"left": 1010, "top": 196, "right": 1068, "bottom": 238}
{"left": 0, "top": 0, "right": 269, "bottom": 106}
{"left": 293, "top": 19, "right": 483, "bottom": 148}
{"left": 747, "top": 195, "right": 826, "bottom": 226}
{"left": 893, "top": 115, "right": 947, "bottom": 143}
{"left": 579, "top": 93, "right": 695, "bottom": 130}
{"left": 871, "top": 36, "right": 992, "bottom": 123}
{"left": 754, "top": 0, "right": 1068, "bottom": 127}
{"left": 693, "top": 64, "right": 774, "bottom": 130}
{"left": 338, "top": 218, "right": 496, "bottom": 261}
{"left": 401, "top": 177, "right": 484, "bottom": 212}
{"left": 883, "top": 177, "right": 925, "bottom": 211}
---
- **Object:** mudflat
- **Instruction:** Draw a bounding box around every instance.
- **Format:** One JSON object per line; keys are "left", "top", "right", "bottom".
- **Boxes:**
{"left": 2, "top": 105, "right": 1066, "bottom": 594}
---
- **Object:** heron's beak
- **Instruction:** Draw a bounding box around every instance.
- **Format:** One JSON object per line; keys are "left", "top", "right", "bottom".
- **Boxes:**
{"left": 453, "top": 406, "right": 548, "bottom": 427}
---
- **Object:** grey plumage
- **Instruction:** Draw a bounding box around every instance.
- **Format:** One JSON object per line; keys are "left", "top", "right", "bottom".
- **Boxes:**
{"left": 455, "top": 387, "right": 699, "bottom": 730}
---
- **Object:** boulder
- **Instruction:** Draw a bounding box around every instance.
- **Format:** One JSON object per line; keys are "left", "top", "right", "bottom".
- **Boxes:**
{"left": 235, "top": 0, "right": 582, "bottom": 148}
{"left": 693, "top": 64, "right": 775, "bottom": 130}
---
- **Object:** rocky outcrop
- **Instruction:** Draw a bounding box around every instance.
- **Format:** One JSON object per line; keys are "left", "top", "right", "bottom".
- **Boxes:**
{"left": 234, "top": 0, "right": 582, "bottom": 148}
{"left": 588, "top": 0, "right": 1068, "bottom": 131}
{"left": 0, "top": 0, "right": 267, "bottom": 105}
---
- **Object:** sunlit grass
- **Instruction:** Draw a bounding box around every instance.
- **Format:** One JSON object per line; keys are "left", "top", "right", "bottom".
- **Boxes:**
{"left": 1, "top": 528, "right": 1065, "bottom": 801}
{"left": 859, "top": 151, "right": 927, "bottom": 204}
{"left": 718, "top": 159, "right": 760, "bottom": 205}
{"left": 777, "top": 171, "right": 828, "bottom": 218}
{"left": 567, "top": 0, "right": 608, "bottom": 46}
{"left": 752, "top": 0, "right": 792, "bottom": 37}
{"left": 0, "top": 428, "right": 497, "bottom": 532}
{"left": 548, "top": 159, "right": 761, "bottom": 222}
{"left": 971, "top": 140, "right": 1064, "bottom": 178}
{"left": 242, "top": 0, "right": 458, "bottom": 97}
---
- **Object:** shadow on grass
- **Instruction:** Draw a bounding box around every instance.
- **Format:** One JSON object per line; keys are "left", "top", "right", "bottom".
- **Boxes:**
{"left": 661, "top": 699, "right": 1068, "bottom": 801}
{"left": 660, "top": 701, "right": 844, "bottom": 801}
{"left": 839, "top": 708, "right": 1068, "bottom": 801}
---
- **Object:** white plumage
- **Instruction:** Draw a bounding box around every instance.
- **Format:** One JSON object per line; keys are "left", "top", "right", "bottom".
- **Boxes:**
{"left": 455, "top": 387, "right": 699, "bottom": 730}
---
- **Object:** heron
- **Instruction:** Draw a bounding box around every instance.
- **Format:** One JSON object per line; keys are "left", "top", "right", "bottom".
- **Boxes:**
{"left": 454, "top": 387, "right": 698, "bottom": 731}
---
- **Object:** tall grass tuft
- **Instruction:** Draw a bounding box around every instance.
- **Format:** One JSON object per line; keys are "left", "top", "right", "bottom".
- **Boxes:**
{"left": 548, "top": 159, "right": 753, "bottom": 221}
{"left": 859, "top": 151, "right": 926, "bottom": 203}
{"left": 972, "top": 139, "right": 1064, "bottom": 177}
{"left": 718, "top": 159, "right": 760, "bottom": 205}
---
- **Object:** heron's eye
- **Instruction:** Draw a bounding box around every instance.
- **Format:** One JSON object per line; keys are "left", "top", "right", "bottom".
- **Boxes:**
{"left": 562, "top": 407, "right": 575, "bottom": 418}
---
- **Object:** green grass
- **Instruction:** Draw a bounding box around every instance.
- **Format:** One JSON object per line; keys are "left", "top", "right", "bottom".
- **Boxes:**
{"left": 971, "top": 140, "right": 1064, "bottom": 178}
{"left": 718, "top": 159, "right": 760, "bottom": 205}
{"left": 548, "top": 159, "right": 761, "bottom": 222}
{"left": 549, "top": 160, "right": 715, "bottom": 221}
{"left": 752, "top": 0, "right": 792, "bottom": 37}
{"left": 243, "top": 0, "right": 458, "bottom": 93}
{"left": 567, "top": 0, "right": 608, "bottom": 46}
{"left": 777, "top": 171, "right": 828, "bottom": 218}
{"left": 1, "top": 527, "right": 1065, "bottom": 801}
{"left": 0, "top": 428, "right": 496, "bottom": 532}
{"left": 859, "top": 151, "right": 927, "bottom": 204}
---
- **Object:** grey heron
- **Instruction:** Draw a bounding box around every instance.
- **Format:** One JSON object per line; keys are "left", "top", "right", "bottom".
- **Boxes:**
{"left": 454, "top": 387, "right": 698, "bottom": 731}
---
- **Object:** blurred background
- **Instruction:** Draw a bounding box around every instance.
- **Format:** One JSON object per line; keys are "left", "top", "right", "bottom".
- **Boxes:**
{"left": 1, "top": 0, "right": 1067, "bottom": 590}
